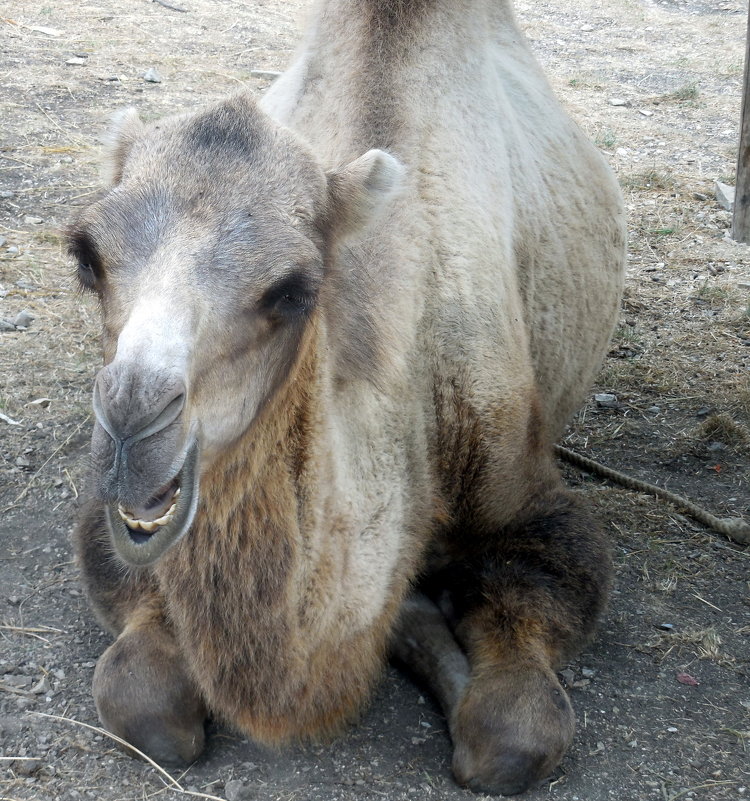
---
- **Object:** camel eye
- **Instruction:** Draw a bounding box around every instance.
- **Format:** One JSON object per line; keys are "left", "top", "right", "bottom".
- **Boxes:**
{"left": 278, "top": 291, "right": 311, "bottom": 312}
{"left": 68, "top": 229, "right": 102, "bottom": 292}
{"left": 78, "top": 260, "right": 96, "bottom": 285}
{"left": 260, "top": 273, "right": 317, "bottom": 318}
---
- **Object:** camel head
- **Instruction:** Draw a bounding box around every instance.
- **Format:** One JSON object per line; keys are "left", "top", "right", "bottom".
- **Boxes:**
{"left": 68, "top": 94, "right": 403, "bottom": 566}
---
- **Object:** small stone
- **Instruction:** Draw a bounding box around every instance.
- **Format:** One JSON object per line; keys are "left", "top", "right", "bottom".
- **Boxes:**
{"left": 580, "top": 23, "right": 595, "bottom": 31}
{"left": 667, "top": 726, "right": 678, "bottom": 733}
{"left": 23, "top": 216, "right": 43, "bottom": 225}
{"left": 66, "top": 57, "right": 87, "bottom": 66}
{"left": 7, "top": 246, "right": 19, "bottom": 255}
{"left": 224, "top": 779, "right": 251, "bottom": 801}
{"left": 581, "top": 667, "right": 595, "bottom": 678}
{"left": 250, "top": 69, "right": 282, "bottom": 80}
{"left": 647, "top": 406, "right": 661, "bottom": 414}
{"left": 659, "top": 623, "right": 675, "bottom": 631}
{"left": 15, "top": 280, "right": 37, "bottom": 290}
{"left": 638, "top": 109, "right": 653, "bottom": 117}
{"left": 707, "top": 441, "right": 726, "bottom": 452}
{"left": 696, "top": 407, "right": 714, "bottom": 419}
{"left": 4, "top": 674, "right": 32, "bottom": 688}
{"left": 14, "top": 310, "right": 34, "bottom": 328}
{"left": 560, "top": 668, "right": 575, "bottom": 687}
{"left": 31, "top": 676, "right": 50, "bottom": 695}
{"left": 0, "top": 236, "right": 6, "bottom": 247}
{"left": 594, "top": 393, "right": 618, "bottom": 407}
{"left": 0, "top": 190, "right": 15, "bottom": 199}
{"left": 143, "top": 67, "right": 162, "bottom": 83}
{"left": 0, "top": 716, "right": 22, "bottom": 738}
{"left": 0, "top": 319, "right": 16, "bottom": 332}
{"left": 15, "top": 456, "right": 31, "bottom": 469}
{"left": 13, "top": 759, "right": 42, "bottom": 777}
{"left": 609, "top": 98, "right": 629, "bottom": 107}
{"left": 28, "top": 24, "right": 63, "bottom": 36}
{"left": 715, "top": 181, "right": 735, "bottom": 212}
{"left": 693, "top": 192, "right": 708, "bottom": 201}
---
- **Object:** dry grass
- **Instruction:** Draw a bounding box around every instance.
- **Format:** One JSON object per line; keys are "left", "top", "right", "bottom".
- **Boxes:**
{"left": 656, "top": 82, "right": 701, "bottom": 104}
{"left": 698, "top": 414, "right": 750, "bottom": 452}
{"left": 619, "top": 169, "right": 681, "bottom": 193}
{"left": 34, "top": 712, "right": 227, "bottom": 801}
{"left": 649, "top": 627, "right": 727, "bottom": 664}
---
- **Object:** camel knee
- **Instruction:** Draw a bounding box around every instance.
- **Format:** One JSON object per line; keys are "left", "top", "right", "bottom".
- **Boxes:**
{"left": 93, "top": 621, "right": 207, "bottom": 767}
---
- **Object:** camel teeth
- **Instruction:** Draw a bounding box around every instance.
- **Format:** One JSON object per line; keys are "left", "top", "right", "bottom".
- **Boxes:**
{"left": 118, "top": 495, "right": 178, "bottom": 533}
{"left": 152, "top": 505, "right": 176, "bottom": 527}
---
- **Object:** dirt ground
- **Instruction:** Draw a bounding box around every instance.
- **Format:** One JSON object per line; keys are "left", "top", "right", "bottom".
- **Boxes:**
{"left": 1, "top": 0, "right": 749, "bottom": 799}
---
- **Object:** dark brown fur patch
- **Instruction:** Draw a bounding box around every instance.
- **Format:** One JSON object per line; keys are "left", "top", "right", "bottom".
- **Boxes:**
{"left": 434, "top": 488, "right": 612, "bottom": 667}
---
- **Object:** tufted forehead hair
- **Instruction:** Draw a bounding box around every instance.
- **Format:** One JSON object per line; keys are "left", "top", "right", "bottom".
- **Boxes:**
{"left": 104, "top": 93, "right": 330, "bottom": 226}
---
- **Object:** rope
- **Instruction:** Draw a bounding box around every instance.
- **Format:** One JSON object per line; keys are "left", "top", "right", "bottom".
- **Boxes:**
{"left": 555, "top": 444, "right": 750, "bottom": 546}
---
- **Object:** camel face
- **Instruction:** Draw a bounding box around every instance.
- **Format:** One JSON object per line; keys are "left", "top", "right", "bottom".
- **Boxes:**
{"left": 70, "top": 96, "right": 403, "bottom": 565}
{"left": 69, "top": 98, "right": 328, "bottom": 563}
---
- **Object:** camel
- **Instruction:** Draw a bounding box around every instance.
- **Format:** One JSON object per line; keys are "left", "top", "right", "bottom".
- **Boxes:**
{"left": 69, "top": 0, "right": 626, "bottom": 794}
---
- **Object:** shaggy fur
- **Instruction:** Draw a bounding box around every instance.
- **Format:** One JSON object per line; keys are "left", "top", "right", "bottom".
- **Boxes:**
{"left": 71, "top": 0, "right": 626, "bottom": 794}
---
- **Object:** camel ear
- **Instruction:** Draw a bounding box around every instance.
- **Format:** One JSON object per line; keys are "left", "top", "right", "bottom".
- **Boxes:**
{"left": 103, "top": 107, "right": 145, "bottom": 186}
{"left": 326, "top": 149, "right": 404, "bottom": 237}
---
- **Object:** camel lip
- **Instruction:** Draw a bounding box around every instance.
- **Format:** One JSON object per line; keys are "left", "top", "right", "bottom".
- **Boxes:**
{"left": 106, "top": 439, "right": 200, "bottom": 567}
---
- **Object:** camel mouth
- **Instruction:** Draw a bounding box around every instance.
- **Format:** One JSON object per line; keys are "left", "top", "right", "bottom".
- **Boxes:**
{"left": 117, "top": 481, "right": 181, "bottom": 538}
{"left": 106, "top": 440, "right": 200, "bottom": 567}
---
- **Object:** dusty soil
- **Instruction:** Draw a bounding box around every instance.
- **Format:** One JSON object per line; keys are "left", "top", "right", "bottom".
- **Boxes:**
{"left": 1, "top": 0, "right": 749, "bottom": 799}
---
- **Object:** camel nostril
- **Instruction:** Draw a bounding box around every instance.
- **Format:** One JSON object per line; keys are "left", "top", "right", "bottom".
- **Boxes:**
{"left": 134, "top": 391, "right": 186, "bottom": 443}
{"left": 92, "top": 365, "right": 186, "bottom": 445}
{"left": 92, "top": 379, "right": 119, "bottom": 443}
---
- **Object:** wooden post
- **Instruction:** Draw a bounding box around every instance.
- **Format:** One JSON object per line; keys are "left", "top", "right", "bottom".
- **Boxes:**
{"left": 732, "top": 6, "right": 750, "bottom": 242}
